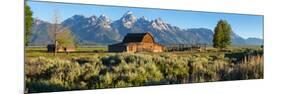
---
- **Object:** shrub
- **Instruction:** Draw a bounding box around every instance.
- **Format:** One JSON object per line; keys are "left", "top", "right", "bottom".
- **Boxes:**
{"left": 25, "top": 50, "right": 263, "bottom": 93}
{"left": 228, "top": 55, "right": 263, "bottom": 80}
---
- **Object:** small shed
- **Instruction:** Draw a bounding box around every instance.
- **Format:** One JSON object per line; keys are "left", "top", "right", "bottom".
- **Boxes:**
{"left": 47, "top": 44, "right": 75, "bottom": 52}
{"left": 108, "top": 32, "right": 165, "bottom": 52}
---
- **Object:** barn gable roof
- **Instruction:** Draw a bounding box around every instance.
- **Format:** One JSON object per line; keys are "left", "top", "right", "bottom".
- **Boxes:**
{"left": 122, "top": 32, "right": 155, "bottom": 43}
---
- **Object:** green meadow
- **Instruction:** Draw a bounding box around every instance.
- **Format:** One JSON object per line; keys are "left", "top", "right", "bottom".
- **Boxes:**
{"left": 25, "top": 46, "right": 263, "bottom": 93}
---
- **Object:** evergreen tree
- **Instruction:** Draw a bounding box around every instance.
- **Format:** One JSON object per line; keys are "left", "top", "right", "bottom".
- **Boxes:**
{"left": 25, "top": 4, "right": 33, "bottom": 46}
{"left": 213, "top": 20, "right": 232, "bottom": 48}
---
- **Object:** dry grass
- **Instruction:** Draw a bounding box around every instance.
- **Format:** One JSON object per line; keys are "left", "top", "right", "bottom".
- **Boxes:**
{"left": 25, "top": 46, "right": 263, "bottom": 93}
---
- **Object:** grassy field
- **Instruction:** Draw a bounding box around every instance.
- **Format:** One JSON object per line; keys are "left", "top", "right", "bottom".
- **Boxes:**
{"left": 25, "top": 46, "right": 263, "bottom": 93}
{"left": 25, "top": 46, "right": 108, "bottom": 58}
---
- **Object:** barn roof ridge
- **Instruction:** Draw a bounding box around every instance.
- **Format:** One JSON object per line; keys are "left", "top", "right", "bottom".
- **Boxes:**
{"left": 122, "top": 32, "right": 154, "bottom": 43}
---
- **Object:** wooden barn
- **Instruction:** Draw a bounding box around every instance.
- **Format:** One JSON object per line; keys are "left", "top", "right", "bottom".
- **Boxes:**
{"left": 47, "top": 44, "right": 75, "bottom": 52}
{"left": 108, "top": 32, "right": 165, "bottom": 53}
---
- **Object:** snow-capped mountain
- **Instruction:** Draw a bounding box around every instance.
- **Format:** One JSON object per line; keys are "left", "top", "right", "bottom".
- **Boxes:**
{"left": 119, "top": 11, "right": 137, "bottom": 29}
{"left": 61, "top": 14, "right": 121, "bottom": 44}
{"left": 30, "top": 11, "right": 263, "bottom": 46}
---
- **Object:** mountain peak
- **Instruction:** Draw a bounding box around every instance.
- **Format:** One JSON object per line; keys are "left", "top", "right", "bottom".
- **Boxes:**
{"left": 98, "top": 14, "right": 110, "bottom": 22}
{"left": 139, "top": 16, "right": 148, "bottom": 21}
{"left": 151, "top": 17, "right": 169, "bottom": 31}
{"left": 124, "top": 11, "right": 133, "bottom": 15}
{"left": 121, "top": 11, "right": 136, "bottom": 20}
{"left": 99, "top": 14, "right": 108, "bottom": 18}
{"left": 155, "top": 17, "right": 165, "bottom": 24}
{"left": 71, "top": 15, "right": 85, "bottom": 19}
{"left": 89, "top": 15, "right": 97, "bottom": 21}
{"left": 246, "top": 37, "right": 263, "bottom": 45}
{"left": 90, "top": 15, "right": 97, "bottom": 18}
{"left": 62, "top": 15, "right": 86, "bottom": 26}
{"left": 33, "top": 18, "right": 47, "bottom": 25}
{"left": 118, "top": 11, "right": 137, "bottom": 29}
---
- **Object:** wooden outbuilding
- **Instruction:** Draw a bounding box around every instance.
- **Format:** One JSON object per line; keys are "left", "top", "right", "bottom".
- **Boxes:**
{"left": 108, "top": 32, "right": 165, "bottom": 52}
{"left": 47, "top": 44, "right": 75, "bottom": 52}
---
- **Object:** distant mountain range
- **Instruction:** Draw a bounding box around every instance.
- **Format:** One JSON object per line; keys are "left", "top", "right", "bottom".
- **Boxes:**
{"left": 30, "top": 11, "right": 263, "bottom": 46}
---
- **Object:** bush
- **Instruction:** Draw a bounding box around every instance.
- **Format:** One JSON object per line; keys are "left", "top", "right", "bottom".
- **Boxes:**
{"left": 227, "top": 55, "right": 263, "bottom": 80}
{"left": 25, "top": 51, "right": 263, "bottom": 93}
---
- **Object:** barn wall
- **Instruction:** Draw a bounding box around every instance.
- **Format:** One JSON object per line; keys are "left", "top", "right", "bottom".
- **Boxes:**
{"left": 152, "top": 44, "right": 164, "bottom": 52}
{"left": 139, "top": 43, "right": 153, "bottom": 52}
{"left": 108, "top": 33, "right": 164, "bottom": 53}
{"left": 142, "top": 34, "right": 154, "bottom": 43}
{"left": 127, "top": 44, "right": 138, "bottom": 53}
{"left": 129, "top": 43, "right": 164, "bottom": 52}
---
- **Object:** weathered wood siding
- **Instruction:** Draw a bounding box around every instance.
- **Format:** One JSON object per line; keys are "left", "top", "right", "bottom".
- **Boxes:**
{"left": 108, "top": 32, "right": 164, "bottom": 53}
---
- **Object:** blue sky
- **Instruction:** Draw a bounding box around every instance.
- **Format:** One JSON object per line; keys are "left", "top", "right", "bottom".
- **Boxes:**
{"left": 27, "top": 1, "right": 263, "bottom": 39}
